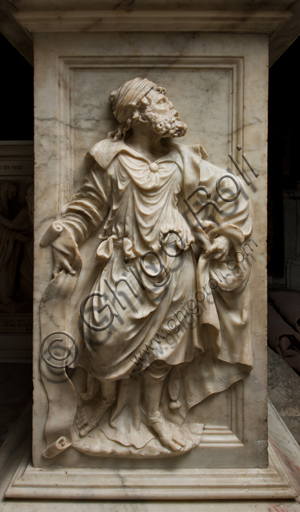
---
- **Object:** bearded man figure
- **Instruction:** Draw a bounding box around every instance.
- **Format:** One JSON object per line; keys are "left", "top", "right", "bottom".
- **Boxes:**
{"left": 40, "top": 77, "right": 253, "bottom": 458}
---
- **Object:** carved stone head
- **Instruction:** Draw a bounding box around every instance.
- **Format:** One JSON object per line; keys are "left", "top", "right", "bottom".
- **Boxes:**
{"left": 109, "top": 77, "right": 187, "bottom": 140}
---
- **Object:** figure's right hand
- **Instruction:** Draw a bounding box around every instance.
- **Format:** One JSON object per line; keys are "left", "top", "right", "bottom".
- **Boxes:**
{"left": 52, "top": 247, "right": 76, "bottom": 277}
{"left": 40, "top": 221, "right": 82, "bottom": 278}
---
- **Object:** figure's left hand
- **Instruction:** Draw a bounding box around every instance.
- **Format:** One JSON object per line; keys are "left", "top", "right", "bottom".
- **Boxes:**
{"left": 204, "top": 235, "right": 231, "bottom": 261}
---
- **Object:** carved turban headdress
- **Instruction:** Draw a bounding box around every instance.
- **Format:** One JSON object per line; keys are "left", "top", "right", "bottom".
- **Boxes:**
{"left": 109, "top": 77, "right": 157, "bottom": 124}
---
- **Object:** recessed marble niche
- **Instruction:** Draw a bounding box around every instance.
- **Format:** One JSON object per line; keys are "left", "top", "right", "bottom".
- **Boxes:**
{"left": 30, "top": 31, "right": 268, "bottom": 480}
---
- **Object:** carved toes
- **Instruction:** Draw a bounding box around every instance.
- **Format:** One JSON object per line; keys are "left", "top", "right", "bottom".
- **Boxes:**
{"left": 150, "top": 415, "right": 186, "bottom": 452}
{"left": 171, "top": 427, "right": 186, "bottom": 448}
{"left": 79, "top": 422, "right": 97, "bottom": 438}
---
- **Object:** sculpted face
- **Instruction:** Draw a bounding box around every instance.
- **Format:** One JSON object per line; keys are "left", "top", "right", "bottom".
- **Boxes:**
{"left": 146, "top": 89, "right": 175, "bottom": 117}
{"left": 140, "top": 88, "right": 187, "bottom": 138}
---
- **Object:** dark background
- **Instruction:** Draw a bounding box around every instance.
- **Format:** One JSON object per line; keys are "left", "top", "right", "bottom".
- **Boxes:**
{"left": 1, "top": 32, "right": 299, "bottom": 276}
{"left": 0, "top": 33, "right": 33, "bottom": 141}
{"left": 268, "top": 37, "right": 300, "bottom": 276}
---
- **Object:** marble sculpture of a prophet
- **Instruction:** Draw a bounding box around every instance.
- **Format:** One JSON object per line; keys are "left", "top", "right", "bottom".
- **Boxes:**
{"left": 40, "top": 77, "right": 253, "bottom": 459}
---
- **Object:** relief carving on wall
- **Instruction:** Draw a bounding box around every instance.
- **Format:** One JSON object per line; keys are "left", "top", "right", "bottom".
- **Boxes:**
{"left": 39, "top": 78, "right": 253, "bottom": 459}
{"left": 0, "top": 181, "right": 33, "bottom": 313}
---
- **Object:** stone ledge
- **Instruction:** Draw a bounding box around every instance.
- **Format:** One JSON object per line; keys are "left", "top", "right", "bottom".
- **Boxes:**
{"left": 1, "top": 401, "right": 299, "bottom": 506}
{"left": 14, "top": 10, "right": 292, "bottom": 34}
{"left": 5, "top": 443, "right": 297, "bottom": 500}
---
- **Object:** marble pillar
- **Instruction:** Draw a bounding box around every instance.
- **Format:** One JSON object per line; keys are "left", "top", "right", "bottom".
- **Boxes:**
{"left": 5, "top": 1, "right": 296, "bottom": 499}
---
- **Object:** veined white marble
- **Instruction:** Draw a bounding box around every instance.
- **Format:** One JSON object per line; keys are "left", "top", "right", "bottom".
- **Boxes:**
{"left": 37, "top": 75, "right": 254, "bottom": 460}
{"left": 30, "top": 31, "right": 269, "bottom": 472}
{"left": 6, "top": 0, "right": 280, "bottom": 499}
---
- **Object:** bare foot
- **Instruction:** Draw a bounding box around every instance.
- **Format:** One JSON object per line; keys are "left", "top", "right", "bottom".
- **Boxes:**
{"left": 149, "top": 414, "right": 186, "bottom": 451}
{"left": 77, "top": 399, "right": 112, "bottom": 437}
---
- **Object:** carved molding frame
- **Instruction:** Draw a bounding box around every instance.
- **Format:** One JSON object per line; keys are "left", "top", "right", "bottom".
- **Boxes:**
{"left": 15, "top": 10, "right": 292, "bottom": 35}
{"left": 54, "top": 53, "right": 246, "bottom": 448}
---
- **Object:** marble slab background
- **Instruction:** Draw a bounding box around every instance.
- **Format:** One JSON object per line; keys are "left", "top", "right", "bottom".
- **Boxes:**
{"left": 33, "top": 32, "right": 268, "bottom": 468}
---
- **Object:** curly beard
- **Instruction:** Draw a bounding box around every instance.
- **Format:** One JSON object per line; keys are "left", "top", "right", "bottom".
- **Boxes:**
{"left": 140, "top": 108, "right": 187, "bottom": 138}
